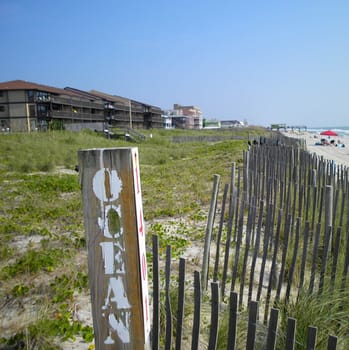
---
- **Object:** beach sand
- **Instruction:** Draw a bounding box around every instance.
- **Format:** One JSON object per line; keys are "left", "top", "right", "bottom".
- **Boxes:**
{"left": 282, "top": 130, "right": 349, "bottom": 168}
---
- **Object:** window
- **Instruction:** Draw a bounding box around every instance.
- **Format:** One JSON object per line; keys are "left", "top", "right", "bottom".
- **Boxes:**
{"left": 37, "top": 91, "right": 50, "bottom": 101}
{"left": 29, "top": 104, "right": 36, "bottom": 117}
{"left": 28, "top": 90, "right": 51, "bottom": 102}
{"left": 0, "top": 105, "right": 5, "bottom": 112}
{"left": 37, "top": 104, "right": 48, "bottom": 117}
{"left": 27, "top": 90, "right": 34, "bottom": 102}
{"left": 0, "top": 119, "right": 9, "bottom": 131}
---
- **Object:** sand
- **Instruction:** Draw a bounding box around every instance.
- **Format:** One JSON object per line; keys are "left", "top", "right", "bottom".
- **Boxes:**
{"left": 282, "top": 130, "right": 349, "bottom": 168}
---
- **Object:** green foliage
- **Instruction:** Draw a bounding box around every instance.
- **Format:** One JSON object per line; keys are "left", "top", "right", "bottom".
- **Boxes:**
{"left": 0, "top": 127, "right": 263, "bottom": 346}
{"left": 276, "top": 286, "right": 349, "bottom": 349}
{"left": 0, "top": 242, "right": 14, "bottom": 259}
{"left": 21, "top": 173, "right": 80, "bottom": 195}
{"left": 0, "top": 248, "right": 67, "bottom": 279}
{"left": 11, "top": 283, "right": 30, "bottom": 297}
{"left": 1, "top": 305, "right": 94, "bottom": 348}
{"left": 50, "top": 272, "right": 89, "bottom": 303}
{"left": 49, "top": 119, "right": 65, "bottom": 131}
{"left": 149, "top": 222, "right": 190, "bottom": 259}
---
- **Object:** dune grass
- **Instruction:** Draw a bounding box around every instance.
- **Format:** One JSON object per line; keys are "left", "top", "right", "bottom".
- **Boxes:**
{"left": 0, "top": 127, "right": 258, "bottom": 347}
{"left": 1, "top": 126, "right": 348, "bottom": 349}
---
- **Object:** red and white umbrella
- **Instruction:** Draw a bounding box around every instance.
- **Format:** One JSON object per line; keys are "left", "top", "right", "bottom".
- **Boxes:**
{"left": 320, "top": 130, "right": 338, "bottom": 136}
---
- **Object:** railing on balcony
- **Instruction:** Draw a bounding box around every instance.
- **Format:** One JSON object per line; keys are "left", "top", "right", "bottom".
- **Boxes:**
{"left": 41, "top": 110, "right": 105, "bottom": 122}
{"left": 49, "top": 96, "right": 104, "bottom": 111}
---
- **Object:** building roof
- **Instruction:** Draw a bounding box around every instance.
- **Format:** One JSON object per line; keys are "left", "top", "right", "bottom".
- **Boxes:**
{"left": 0, "top": 80, "right": 79, "bottom": 97}
{"left": 90, "top": 90, "right": 162, "bottom": 112}
{"left": 64, "top": 87, "right": 105, "bottom": 102}
{"left": 0, "top": 80, "right": 163, "bottom": 113}
{"left": 89, "top": 90, "right": 130, "bottom": 106}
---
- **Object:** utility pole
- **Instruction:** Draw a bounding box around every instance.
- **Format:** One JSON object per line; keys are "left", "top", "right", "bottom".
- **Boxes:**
{"left": 129, "top": 99, "right": 132, "bottom": 128}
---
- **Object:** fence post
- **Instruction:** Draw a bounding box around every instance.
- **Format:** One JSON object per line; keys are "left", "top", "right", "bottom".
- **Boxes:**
{"left": 78, "top": 147, "right": 150, "bottom": 349}
{"left": 202, "top": 174, "right": 220, "bottom": 291}
{"left": 325, "top": 185, "right": 333, "bottom": 252}
{"left": 165, "top": 245, "right": 173, "bottom": 350}
{"left": 246, "top": 301, "right": 258, "bottom": 350}
{"left": 327, "top": 335, "right": 338, "bottom": 350}
{"left": 192, "top": 271, "right": 201, "bottom": 350}
{"left": 265, "top": 308, "right": 279, "bottom": 350}
{"left": 152, "top": 235, "right": 160, "bottom": 350}
{"left": 285, "top": 318, "right": 296, "bottom": 350}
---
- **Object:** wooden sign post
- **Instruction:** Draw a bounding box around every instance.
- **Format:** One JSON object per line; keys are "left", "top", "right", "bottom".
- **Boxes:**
{"left": 78, "top": 147, "right": 150, "bottom": 349}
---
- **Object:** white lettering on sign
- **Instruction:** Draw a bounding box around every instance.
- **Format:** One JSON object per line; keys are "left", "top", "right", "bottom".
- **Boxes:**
{"left": 93, "top": 168, "right": 122, "bottom": 202}
{"left": 92, "top": 158, "right": 131, "bottom": 345}
{"left": 103, "top": 277, "right": 131, "bottom": 309}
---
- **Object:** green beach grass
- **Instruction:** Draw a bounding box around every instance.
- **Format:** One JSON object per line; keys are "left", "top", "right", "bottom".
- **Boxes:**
{"left": 0, "top": 127, "right": 262, "bottom": 348}
{"left": 2, "top": 126, "right": 347, "bottom": 349}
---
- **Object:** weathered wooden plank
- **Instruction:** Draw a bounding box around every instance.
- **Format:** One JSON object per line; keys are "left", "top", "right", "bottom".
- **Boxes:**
{"left": 243, "top": 150, "right": 250, "bottom": 203}
{"left": 311, "top": 186, "right": 318, "bottom": 235}
{"left": 165, "top": 245, "right": 172, "bottom": 350}
{"left": 305, "top": 183, "right": 311, "bottom": 222}
{"left": 298, "top": 183, "right": 304, "bottom": 219}
{"left": 306, "top": 326, "right": 317, "bottom": 350}
{"left": 213, "top": 183, "right": 229, "bottom": 282}
{"left": 341, "top": 227, "right": 349, "bottom": 291}
{"left": 191, "top": 271, "right": 201, "bottom": 350}
{"left": 270, "top": 178, "right": 278, "bottom": 251}
{"left": 290, "top": 181, "right": 298, "bottom": 234}
{"left": 276, "top": 214, "right": 291, "bottom": 302}
{"left": 309, "top": 222, "right": 320, "bottom": 294}
{"left": 332, "top": 188, "right": 339, "bottom": 229}
{"left": 248, "top": 200, "right": 264, "bottom": 303}
{"left": 285, "top": 318, "right": 296, "bottom": 350}
{"left": 286, "top": 218, "right": 300, "bottom": 302}
{"left": 325, "top": 186, "right": 333, "bottom": 252}
{"left": 231, "top": 196, "right": 246, "bottom": 292}
{"left": 330, "top": 227, "right": 341, "bottom": 290}
{"left": 299, "top": 221, "right": 310, "bottom": 293}
{"left": 265, "top": 308, "right": 278, "bottom": 350}
{"left": 78, "top": 147, "right": 149, "bottom": 349}
{"left": 342, "top": 191, "right": 349, "bottom": 290}
{"left": 208, "top": 282, "right": 220, "bottom": 350}
{"left": 175, "top": 258, "right": 186, "bottom": 350}
{"left": 264, "top": 209, "right": 282, "bottom": 323}
{"left": 246, "top": 301, "right": 258, "bottom": 350}
{"left": 339, "top": 190, "right": 346, "bottom": 227}
{"left": 202, "top": 174, "right": 220, "bottom": 291}
{"left": 319, "top": 225, "right": 332, "bottom": 293}
{"left": 318, "top": 186, "right": 325, "bottom": 225}
{"left": 222, "top": 164, "right": 236, "bottom": 297}
{"left": 257, "top": 203, "right": 273, "bottom": 301}
{"left": 152, "top": 235, "right": 160, "bottom": 350}
{"left": 327, "top": 335, "right": 338, "bottom": 350}
{"left": 226, "top": 292, "right": 238, "bottom": 350}
{"left": 239, "top": 196, "right": 255, "bottom": 307}
{"left": 233, "top": 167, "right": 242, "bottom": 242}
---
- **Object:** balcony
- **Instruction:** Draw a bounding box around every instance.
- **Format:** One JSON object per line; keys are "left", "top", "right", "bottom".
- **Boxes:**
{"left": 50, "top": 95, "right": 104, "bottom": 110}
{"left": 39, "top": 110, "right": 105, "bottom": 122}
{"left": 34, "top": 95, "right": 51, "bottom": 103}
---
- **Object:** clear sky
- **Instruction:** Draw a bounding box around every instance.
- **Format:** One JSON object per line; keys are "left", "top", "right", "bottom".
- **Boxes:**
{"left": 2, "top": 0, "right": 349, "bottom": 127}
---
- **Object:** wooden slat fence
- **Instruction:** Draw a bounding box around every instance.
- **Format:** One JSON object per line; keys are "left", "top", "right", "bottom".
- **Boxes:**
{"left": 151, "top": 243, "right": 340, "bottom": 349}
{"left": 150, "top": 134, "right": 348, "bottom": 349}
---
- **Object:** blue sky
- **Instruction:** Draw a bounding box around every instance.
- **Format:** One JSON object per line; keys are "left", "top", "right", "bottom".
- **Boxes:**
{"left": 2, "top": 0, "right": 349, "bottom": 127}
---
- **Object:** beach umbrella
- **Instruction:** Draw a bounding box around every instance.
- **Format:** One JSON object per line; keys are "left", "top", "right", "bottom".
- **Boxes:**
{"left": 320, "top": 130, "right": 338, "bottom": 136}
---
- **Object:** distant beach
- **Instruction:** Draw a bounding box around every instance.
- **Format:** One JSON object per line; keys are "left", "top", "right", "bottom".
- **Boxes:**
{"left": 282, "top": 128, "right": 349, "bottom": 167}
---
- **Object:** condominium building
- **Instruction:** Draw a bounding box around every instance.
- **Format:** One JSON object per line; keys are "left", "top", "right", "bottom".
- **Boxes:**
{"left": 0, "top": 80, "right": 163, "bottom": 132}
